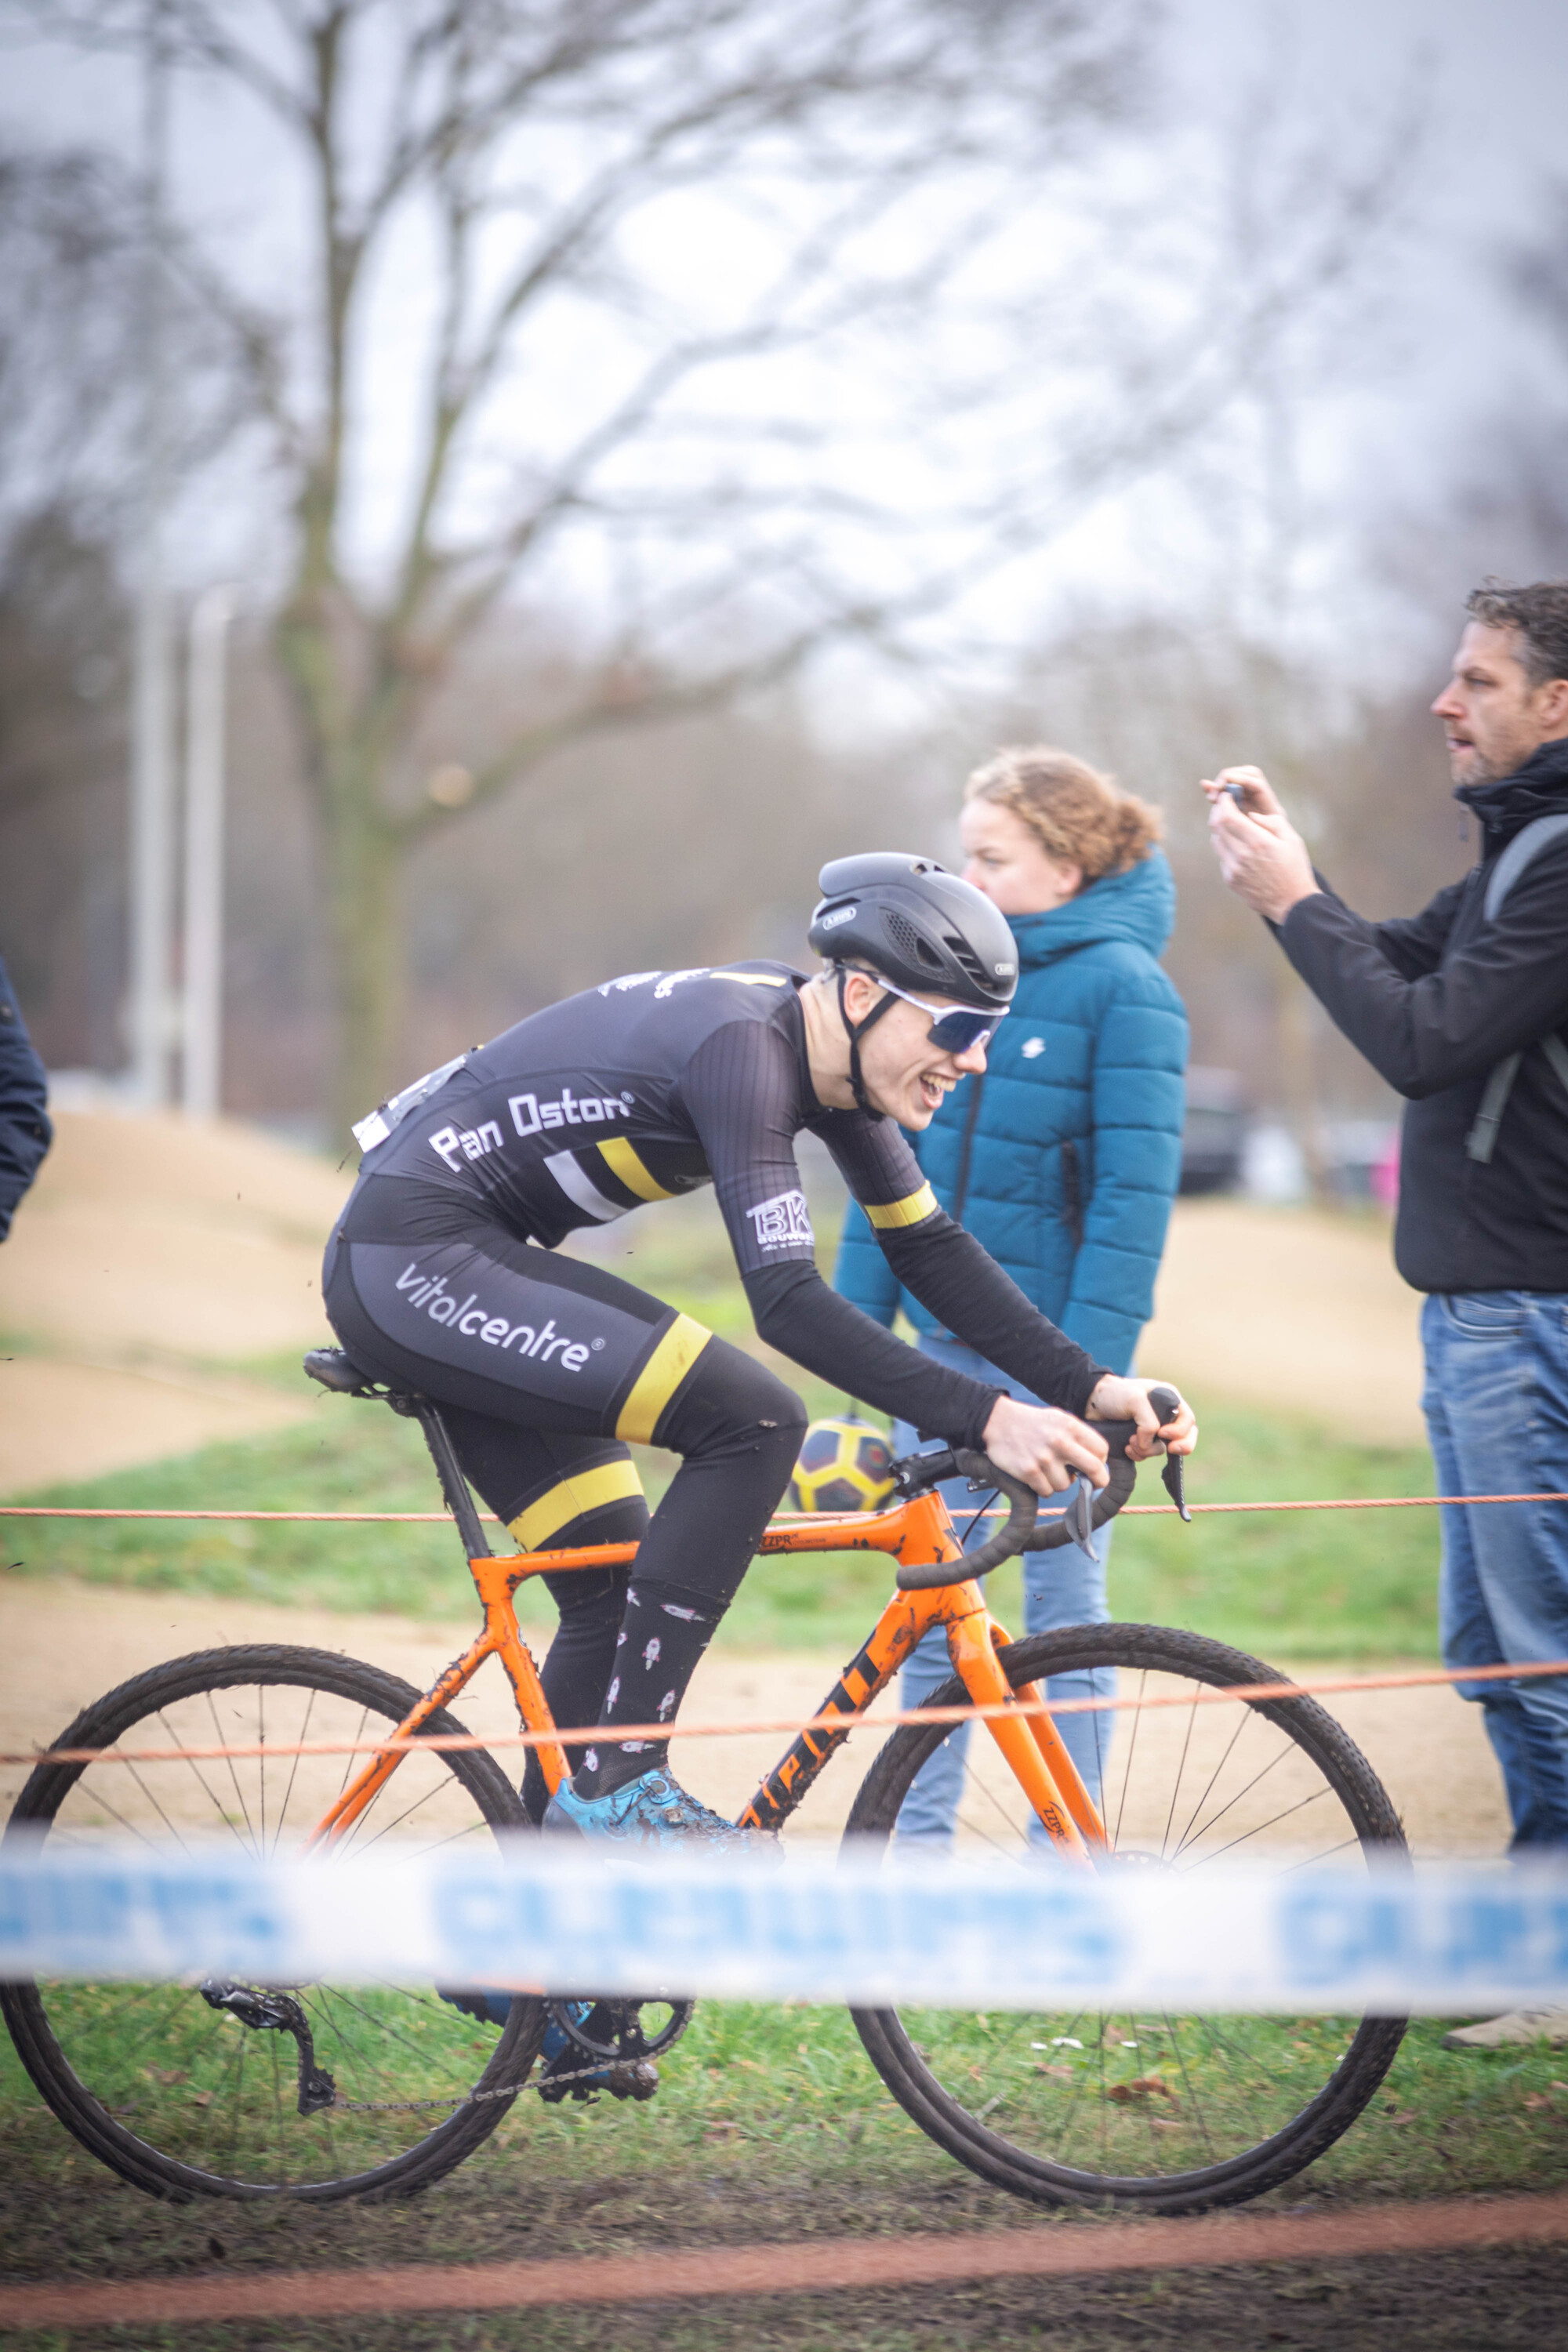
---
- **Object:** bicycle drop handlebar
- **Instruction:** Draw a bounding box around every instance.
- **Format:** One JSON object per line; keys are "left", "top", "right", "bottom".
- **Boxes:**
{"left": 891, "top": 1384, "right": 1185, "bottom": 1591}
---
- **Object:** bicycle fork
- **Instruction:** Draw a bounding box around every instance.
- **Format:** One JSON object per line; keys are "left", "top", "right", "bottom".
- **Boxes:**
{"left": 944, "top": 1606, "right": 1105, "bottom": 1863}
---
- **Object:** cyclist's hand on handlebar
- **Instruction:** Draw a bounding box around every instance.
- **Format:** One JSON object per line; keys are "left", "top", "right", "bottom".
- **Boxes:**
{"left": 980, "top": 1396, "right": 1110, "bottom": 1496}
{"left": 1086, "top": 1375, "right": 1198, "bottom": 1462}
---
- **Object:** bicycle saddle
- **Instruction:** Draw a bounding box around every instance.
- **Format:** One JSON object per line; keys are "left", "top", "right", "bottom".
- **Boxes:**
{"left": 302, "top": 1345, "right": 423, "bottom": 1406}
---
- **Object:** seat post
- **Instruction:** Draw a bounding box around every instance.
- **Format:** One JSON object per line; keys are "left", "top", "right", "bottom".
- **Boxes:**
{"left": 413, "top": 1402, "right": 493, "bottom": 1560}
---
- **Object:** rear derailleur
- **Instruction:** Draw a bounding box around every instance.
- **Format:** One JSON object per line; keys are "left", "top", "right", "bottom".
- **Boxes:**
{"left": 199, "top": 1979, "right": 336, "bottom": 2115}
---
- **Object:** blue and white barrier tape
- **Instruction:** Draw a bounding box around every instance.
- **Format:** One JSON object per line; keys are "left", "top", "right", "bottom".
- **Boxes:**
{"left": 2, "top": 1846, "right": 1567, "bottom": 2013}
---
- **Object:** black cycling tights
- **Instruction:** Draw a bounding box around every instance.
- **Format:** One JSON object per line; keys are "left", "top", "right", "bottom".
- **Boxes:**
{"left": 324, "top": 1220, "right": 805, "bottom": 1817}
{"left": 440, "top": 1341, "right": 803, "bottom": 1812}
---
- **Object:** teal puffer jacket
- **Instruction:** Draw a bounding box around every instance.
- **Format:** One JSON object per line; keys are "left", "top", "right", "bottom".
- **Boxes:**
{"left": 832, "top": 851, "right": 1188, "bottom": 1376}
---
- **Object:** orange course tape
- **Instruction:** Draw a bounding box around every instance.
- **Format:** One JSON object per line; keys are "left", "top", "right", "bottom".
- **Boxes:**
{"left": 2, "top": 1491, "right": 1567, "bottom": 1519}
{"left": 1, "top": 2187, "right": 1566, "bottom": 2328}
{"left": 7, "top": 1653, "right": 1568, "bottom": 1773}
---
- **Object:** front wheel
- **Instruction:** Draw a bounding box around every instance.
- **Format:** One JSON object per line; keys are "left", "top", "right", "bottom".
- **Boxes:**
{"left": 2, "top": 1645, "right": 546, "bottom": 2201}
{"left": 846, "top": 1623, "right": 1409, "bottom": 2213}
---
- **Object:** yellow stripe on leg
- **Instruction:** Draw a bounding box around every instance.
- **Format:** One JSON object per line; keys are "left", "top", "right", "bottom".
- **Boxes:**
{"left": 615, "top": 1313, "right": 712, "bottom": 1444}
{"left": 598, "top": 1137, "right": 677, "bottom": 1203}
{"left": 865, "top": 1183, "right": 938, "bottom": 1231}
{"left": 508, "top": 1459, "right": 646, "bottom": 1552}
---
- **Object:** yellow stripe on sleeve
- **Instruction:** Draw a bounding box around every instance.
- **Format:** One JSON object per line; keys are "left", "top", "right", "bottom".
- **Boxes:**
{"left": 509, "top": 1460, "right": 646, "bottom": 1552}
{"left": 865, "top": 1182, "right": 939, "bottom": 1231}
{"left": 713, "top": 969, "right": 788, "bottom": 987}
{"left": 597, "top": 1137, "right": 677, "bottom": 1203}
{"left": 615, "top": 1313, "right": 713, "bottom": 1444}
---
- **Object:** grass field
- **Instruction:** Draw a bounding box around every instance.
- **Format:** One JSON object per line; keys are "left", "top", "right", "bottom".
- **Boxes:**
{"left": 11, "top": 1214, "right": 1535, "bottom": 2347}
{"left": 2, "top": 1375, "right": 1439, "bottom": 1662}
{"left": 4, "top": 1998, "right": 1568, "bottom": 2350}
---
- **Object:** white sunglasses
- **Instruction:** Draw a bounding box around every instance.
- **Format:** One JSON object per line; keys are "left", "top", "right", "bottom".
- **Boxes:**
{"left": 872, "top": 976, "right": 1007, "bottom": 1054}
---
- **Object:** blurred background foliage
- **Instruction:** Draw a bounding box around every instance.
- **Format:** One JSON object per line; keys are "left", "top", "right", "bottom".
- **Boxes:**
{"left": 0, "top": 4, "right": 1566, "bottom": 1156}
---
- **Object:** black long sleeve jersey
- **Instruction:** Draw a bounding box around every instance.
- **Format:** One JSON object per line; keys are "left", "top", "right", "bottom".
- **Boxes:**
{"left": 342, "top": 961, "right": 1108, "bottom": 1451}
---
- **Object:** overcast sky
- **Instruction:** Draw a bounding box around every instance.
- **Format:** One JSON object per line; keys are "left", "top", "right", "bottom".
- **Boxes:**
{"left": 1174, "top": 0, "right": 1566, "bottom": 447}
{"left": 4, "top": 0, "right": 1563, "bottom": 691}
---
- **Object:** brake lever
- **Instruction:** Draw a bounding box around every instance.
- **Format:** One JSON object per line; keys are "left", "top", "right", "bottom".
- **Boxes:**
{"left": 1063, "top": 1475, "right": 1098, "bottom": 1560}
{"left": 1146, "top": 1383, "right": 1191, "bottom": 1523}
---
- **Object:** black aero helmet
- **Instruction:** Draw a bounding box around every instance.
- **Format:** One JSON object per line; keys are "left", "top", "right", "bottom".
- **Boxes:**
{"left": 807, "top": 853, "right": 1017, "bottom": 1116}
{"left": 808, "top": 853, "right": 1018, "bottom": 1010}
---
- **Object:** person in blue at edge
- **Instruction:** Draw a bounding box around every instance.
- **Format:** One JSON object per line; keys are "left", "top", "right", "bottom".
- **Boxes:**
{"left": 833, "top": 746, "right": 1187, "bottom": 1843}
{"left": 0, "top": 949, "right": 52, "bottom": 1244}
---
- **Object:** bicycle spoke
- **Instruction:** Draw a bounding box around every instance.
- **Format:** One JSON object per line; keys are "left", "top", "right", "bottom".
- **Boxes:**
{"left": 53, "top": 1784, "right": 165, "bottom": 1857}
{"left": 340, "top": 1769, "right": 455, "bottom": 1856}
{"left": 1160, "top": 1687, "right": 1201, "bottom": 1860}
{"left": 120, "top": 1761, "right": 195, "bottom": 1856}
{"left": 336, "top": 1708, "right": 373, "bottom": 1804}
{"left": 1170, "top": 1698, "right": 1252, "bottom": 1857}
{"left": 271, "top": 1686, "right": 316, "bottom": 1859}
{"left": 1182, "top": 1784, "right": 1335, "bottom": 1868}
{"left": 154, "top": 1710, "right": 254, "bottom": 1849}
{"left": 1174, "top": 1738, "right": 1298, "bottom": 1860}
{"left": 860, "top": 1626, "right": 1404, "bottom": 2212}
{"left": 1276, "top": 1835, "right": 1363, "bottom": 1876}
{"left": 201, "top": 1688, "right": 259, "bottom": 1855}
{"left": 1110, "top": 1670, "right": 1146, "bottom": 1853}
{"left": 18, "top": 1660, "right": 519, "bottom": 2198}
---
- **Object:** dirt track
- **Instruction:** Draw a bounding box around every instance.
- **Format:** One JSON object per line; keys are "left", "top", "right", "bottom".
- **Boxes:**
{"left": 1, "top": 1110, "right": 1426, "bottom": 1497}
{"left": 0, "top": 1109, "right": 348, "bottom": 1494}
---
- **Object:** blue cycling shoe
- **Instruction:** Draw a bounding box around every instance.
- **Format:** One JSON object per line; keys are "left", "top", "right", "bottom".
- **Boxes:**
{"left": 437, "top": 1985, "right": 514, "bottom": 2029}
{"left": 543, "top": 1766, "right": 767, "bottom": 1854}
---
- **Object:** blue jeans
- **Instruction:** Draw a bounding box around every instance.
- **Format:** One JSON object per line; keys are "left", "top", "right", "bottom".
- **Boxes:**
{"left": 1425, "top": 1290, "right": 1568, "bottom": 1852}
{"left": 893, "top": 1336, "right": 1116, "bottom": 1849}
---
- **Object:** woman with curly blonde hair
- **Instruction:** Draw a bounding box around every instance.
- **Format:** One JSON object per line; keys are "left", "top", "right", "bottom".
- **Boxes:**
{"left": 835, "top": 744, "right": 1188, "bottom": 1842}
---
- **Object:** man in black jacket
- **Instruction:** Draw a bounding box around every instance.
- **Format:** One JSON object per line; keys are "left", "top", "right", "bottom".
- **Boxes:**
{"left": 0, "top": 950, "right": 50, "bottom": 1242}
{"left": 1204, "top": 581, "right": 1568, "bottom": 2045}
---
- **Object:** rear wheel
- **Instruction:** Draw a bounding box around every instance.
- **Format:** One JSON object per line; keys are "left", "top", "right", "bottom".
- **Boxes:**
{"left": 2, "top": 1645, "right": 545, "bottom": 2201}
{"left": 846, "top": 1623, "right": 1409, "bottom": 2212}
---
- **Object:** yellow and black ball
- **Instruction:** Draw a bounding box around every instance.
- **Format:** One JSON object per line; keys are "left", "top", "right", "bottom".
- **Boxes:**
{"left": 788, "top": 1417, "right": 898, "bottom": 1514}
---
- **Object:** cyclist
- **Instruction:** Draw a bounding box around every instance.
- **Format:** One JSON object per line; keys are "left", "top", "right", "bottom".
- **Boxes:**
{"left": 323, "top": 854, "right": 1196, "bottom": 1858}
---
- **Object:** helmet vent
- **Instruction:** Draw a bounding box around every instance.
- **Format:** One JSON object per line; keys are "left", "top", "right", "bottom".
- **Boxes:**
{"left": 884, "top": 910, "right": 944, "bottom": 972}
{"left": 945, "top": 933, "right": 988, "bottom": 990}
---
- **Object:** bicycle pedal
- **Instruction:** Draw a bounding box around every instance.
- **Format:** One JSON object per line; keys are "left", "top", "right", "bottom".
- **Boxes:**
{"left": 538, "top": 2057, "right": 659, "bottom": 2105}
{"left": 607, "top": 2060, "right": 659, "bottom": 2103}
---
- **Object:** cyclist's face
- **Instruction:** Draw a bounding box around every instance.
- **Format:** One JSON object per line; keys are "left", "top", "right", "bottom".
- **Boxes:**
{"left": 858, "top": 992, "right": 987, "bottom": 1127}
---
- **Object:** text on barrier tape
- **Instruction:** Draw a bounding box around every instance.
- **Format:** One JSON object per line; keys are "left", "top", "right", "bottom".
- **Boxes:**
{"left": 3, "top": 1846, "right": 1568, "bottom": 2013}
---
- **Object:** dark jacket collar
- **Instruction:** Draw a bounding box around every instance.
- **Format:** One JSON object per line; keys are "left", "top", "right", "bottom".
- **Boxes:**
{"left": 1456, "top": 735, "right": 1568, "bottom": 848}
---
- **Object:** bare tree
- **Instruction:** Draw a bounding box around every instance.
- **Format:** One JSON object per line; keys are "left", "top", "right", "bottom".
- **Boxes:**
{"left": 15, "top": 0, "right": 1406, "bottom": 1131}
{"left": 0, "top": 143, "right": 258, "bottom": 540}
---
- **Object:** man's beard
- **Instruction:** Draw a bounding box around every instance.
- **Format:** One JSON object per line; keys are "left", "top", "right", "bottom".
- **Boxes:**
{"left": 1451, "top": 741, "right": 1506, "bottom": 784}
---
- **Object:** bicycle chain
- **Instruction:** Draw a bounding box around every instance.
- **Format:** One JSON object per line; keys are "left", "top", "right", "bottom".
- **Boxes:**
{"left": 332, "top": 2054, "right": 643, "bottom": 2114}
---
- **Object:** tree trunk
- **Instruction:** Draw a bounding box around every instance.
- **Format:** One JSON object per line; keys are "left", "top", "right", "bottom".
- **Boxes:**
{"left": 321, "top": 764, "right": 401, "bottom": 1146}
{"left": 274, "top": 587, "right": 416, "bottom": 1145}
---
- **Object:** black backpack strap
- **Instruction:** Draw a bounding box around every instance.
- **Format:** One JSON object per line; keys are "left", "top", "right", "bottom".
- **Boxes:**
{"left": 1465, "top": 815, "right": 1568, "bottom": 1163}
{"left": 1466, "top": 1051, "right": 1524, "bottom": 1164}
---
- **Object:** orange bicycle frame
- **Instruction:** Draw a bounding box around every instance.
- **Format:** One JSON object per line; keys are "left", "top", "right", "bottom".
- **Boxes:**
{"left": 308, "top": 1484, "right": 1106, "bottom": 1862}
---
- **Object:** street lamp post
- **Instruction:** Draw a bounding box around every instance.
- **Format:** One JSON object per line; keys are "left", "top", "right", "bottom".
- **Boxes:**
{"left": 182, "top": 587, "right": 237, "bottom": 1120}
{"left": 129, "top": 1, "right": 176, "bottom": 1106}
